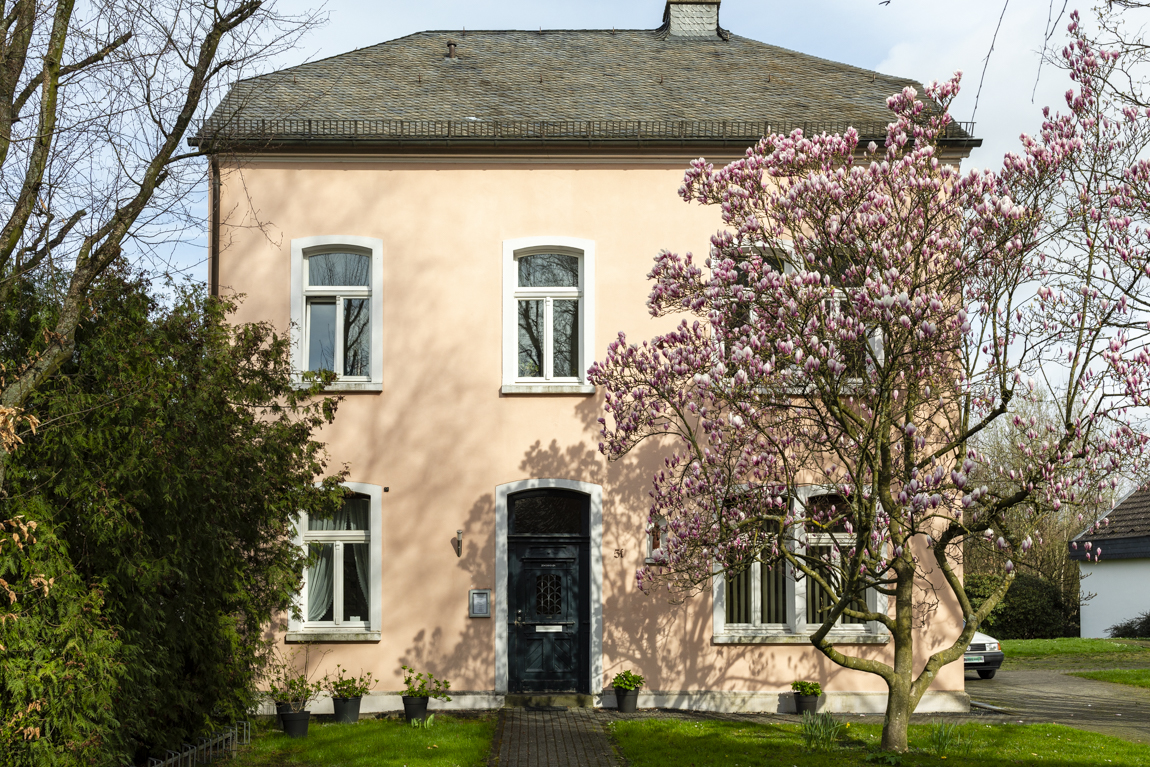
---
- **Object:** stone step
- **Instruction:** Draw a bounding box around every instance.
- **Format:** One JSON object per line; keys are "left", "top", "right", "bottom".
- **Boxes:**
{"left": 505, "top": 693, "right": 596, "bottom": 708}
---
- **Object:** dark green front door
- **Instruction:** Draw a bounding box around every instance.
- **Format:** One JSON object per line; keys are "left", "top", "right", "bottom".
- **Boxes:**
{"left": 507, "top": 489, "right": 590, "bottom": 694}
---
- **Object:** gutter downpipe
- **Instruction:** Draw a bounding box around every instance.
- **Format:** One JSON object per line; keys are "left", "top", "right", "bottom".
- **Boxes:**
{"left": 210, "top": 156, "right": 220, "bottom": 298}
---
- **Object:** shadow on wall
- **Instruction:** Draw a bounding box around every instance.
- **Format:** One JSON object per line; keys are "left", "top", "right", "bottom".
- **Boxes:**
{"left": 391, "top": 390, "right": 892, "bottom": 701}
{"left": 398, "top": 491, "right": 495, "bottom": 692}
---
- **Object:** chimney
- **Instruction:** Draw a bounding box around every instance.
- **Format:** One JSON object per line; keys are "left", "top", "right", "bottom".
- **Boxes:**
{"left": 663, "top": 0, "right": 723, "bottom": 38}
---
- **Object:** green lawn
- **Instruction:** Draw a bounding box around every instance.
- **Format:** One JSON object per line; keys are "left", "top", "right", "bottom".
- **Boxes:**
{"left": 235, "top": 715, "right": 494, "bottom": 767}
{"left": 1071, "top": 668, "right": 1150, "bottom": 690}
{"left": 1001, "top": 637, "right": 1150, "bottom": 658}
{"left": 609, "top": 719, "right": 1150, "bottom": 767}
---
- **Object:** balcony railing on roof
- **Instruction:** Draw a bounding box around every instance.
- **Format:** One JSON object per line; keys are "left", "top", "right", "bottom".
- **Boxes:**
{"left": 193, "top": 118, "right": 976, "bottom": 144}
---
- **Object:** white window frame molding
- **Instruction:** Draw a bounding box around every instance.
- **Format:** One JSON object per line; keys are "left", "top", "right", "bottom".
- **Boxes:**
{"left": 501, "top": 236, "right": 596, "bottom": 395}
{"left": 711, "top": 485, "right": 889, "bottom": 644}
{"left": 494, "top": 478, "right": 603, "bottom": 694}
{"left": 290, "top": 235, "right": 384, "bottom": 392}
{"left": 287, "top": 481, "right": 383, "bottom": 642}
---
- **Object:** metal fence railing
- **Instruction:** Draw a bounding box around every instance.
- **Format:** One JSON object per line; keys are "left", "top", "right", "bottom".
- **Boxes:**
{"left": 146, "top": 722, "right": 251, "bottom": 766}
{"left": 192, "top": 118, "right": 976, "bottom": 144}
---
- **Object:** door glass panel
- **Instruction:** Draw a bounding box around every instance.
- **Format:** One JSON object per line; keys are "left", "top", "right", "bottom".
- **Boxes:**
{"left": 518, "top": 253, "right": 579, "bottom": 287}
{"left": 307, "top": 543, "right": 334, "bottom": 622}
{"left": 343, "top": 298, "right": 370, "bottom": 376}
{"left": 552, "top": 300, "right": 579, "bottom": 377}
{"left": 308, "top": 301, "right": 336, "bottom": 372}
{"left": 510, "top": 493, "right": 584, "bottom": 535}
{"left": 536, "top": 573, "right": 562, "bottom": 616}
{"left": 343, "top": 543, "right": 370, "bottom": 623}
{"left": 308, "top": 252, "right": 370, "bottom": 287}
{"left": 517, "top": 300, "right": 544, "bottom": 378}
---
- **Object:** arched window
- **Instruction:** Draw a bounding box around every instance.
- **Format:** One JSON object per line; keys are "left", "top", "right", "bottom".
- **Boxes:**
{"left": 502, "top": 237, "right": 595, "bottom": 394}
{"left": 290, "top": 236, "right": 384, "bottom": 391}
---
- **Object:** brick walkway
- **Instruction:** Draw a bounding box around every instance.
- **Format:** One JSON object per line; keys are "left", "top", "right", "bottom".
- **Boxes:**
{"left": 493, "top": 708, "right": 619, "bottom": 766}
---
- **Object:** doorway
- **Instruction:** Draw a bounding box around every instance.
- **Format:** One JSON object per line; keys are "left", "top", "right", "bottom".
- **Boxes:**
{"left": 506, "top": 489, "right": 590, "bottom": 693}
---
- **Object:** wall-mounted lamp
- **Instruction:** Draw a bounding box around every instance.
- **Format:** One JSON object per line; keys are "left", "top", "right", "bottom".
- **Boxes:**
{"left": 455, "top": 529, "right": 463, "bottom": 558}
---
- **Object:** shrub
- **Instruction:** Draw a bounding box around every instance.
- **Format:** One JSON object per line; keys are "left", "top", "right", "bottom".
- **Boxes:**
{"left": 791, "top": 680, "right": 823, "bottom": 697}
{"left": 611, "top": 670, "right": 645, "bottom": 690}
{"left": 964, "top": 573, "right": 1071, "bottom": 639}
{"left": 1108, "top": 611, "right": 1150, "bottom": 638}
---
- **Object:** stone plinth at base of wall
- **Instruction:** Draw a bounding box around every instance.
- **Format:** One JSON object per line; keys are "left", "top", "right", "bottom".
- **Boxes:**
{"left": 253, "top": 690, "right": 969, "bottom": 715}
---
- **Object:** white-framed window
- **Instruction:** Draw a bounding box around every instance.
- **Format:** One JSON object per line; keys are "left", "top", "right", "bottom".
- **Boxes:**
{"left": 501, "top": 237, "right": 595, "bottom": 394}
{"left": 711, "top": 487, "right": 886, "bottom": 643}
{"left": 290, "top": 236, "right": 384, "bottom": 391}
{"left": 288, "top": 482, "right": 383, "bottom": 641}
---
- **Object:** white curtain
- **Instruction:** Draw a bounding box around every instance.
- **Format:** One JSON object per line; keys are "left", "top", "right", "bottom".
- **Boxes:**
{"left": 307, "top": 497, "right": 370, "bottom": 622}
{"left": 307, "top": 544, "right": 334, "bottom": 622}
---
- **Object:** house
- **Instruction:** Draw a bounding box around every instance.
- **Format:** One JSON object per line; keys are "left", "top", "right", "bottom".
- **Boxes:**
{"left": 1070, "top": 486, "right": 1150, "bottom": 638}
{"left": 193, "top": 0, "right": 980, "bottom": 714}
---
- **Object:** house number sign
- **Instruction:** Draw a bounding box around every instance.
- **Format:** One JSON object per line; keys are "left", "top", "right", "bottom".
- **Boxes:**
{"left": 469, "top": 589, "right": 492, "bottom": 618}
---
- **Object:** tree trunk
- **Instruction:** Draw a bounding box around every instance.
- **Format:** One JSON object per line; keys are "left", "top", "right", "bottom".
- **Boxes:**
{"left": 880, "top": 676, "right": 912, "bottom": 751}
{"left": 881, "top": 559, "right": 916, "bottom": 751}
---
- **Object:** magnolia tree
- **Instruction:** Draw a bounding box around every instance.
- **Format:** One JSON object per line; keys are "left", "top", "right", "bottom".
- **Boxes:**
{"left": 589, "top": 13, "right": 1150, "bottom": 751}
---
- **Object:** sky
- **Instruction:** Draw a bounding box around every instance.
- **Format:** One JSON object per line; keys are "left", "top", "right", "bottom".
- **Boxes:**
{"left": 160, "top": 0, "right": 1092, "bottom": 283}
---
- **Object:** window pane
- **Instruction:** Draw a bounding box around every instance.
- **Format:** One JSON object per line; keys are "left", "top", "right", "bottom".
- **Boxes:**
{"left": 536, "top": 573, "right": 562, "bottom": 616}
{"left": 552, "top": 299, "right": 579, "bottom": 378}
{"left": 308, "top": 301, "right": 336, "bottom": 372}
{"left": 343, "top": 543, "right": 370, "bottom": 623}
{"left": 518, "top": 253, "right": 579, "bottom": 287}
{"left": 517, "top": 300, "right": 544, "bottom": 378}
{"left": 308, "top": 494, "right": 370, "bottom": 531}
{"left": 726, "top": 566, "right": 752, "bottom": 624}
{"left": 806, "top": 545, "right": 834, "bottom": 625}
{"left": 308, "top": 252, "right": 370, "bottom": 287}
{"left": 510, "top": 491, "right": 585, "bottom": 535}
{"left": 343, "top": 298, "right": 371, "bottom": 376}
{"left": 307, "top": 543, "right": 334, "bottom": 622}
{"left": 761, "top": 561, "right": 787, "bottom": 624}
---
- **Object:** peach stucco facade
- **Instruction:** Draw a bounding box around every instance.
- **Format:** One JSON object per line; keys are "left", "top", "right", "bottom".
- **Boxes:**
{"left": 217, "top": 151, "right": 968, "bottom": 713}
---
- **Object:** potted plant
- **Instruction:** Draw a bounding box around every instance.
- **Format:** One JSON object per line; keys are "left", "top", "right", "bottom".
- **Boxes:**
{"left": 791, "top": 680, "right": 822, "bottom": 714}
{"left": 265, "top": 646, "right": 326, "bottom": 738}
{"left": 612, "top": 670, "right": 645, "bottom": 713}
{"left": 325, "top": 665, "right": 376, "bottom": 724}
{"left": 400, "top": 664, "right": 452, "bottom": 723}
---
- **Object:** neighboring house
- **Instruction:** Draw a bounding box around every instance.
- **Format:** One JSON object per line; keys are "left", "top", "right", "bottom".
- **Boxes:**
{"left": 1070, "top": 487, "right": 1150, "bottom": 638}
{"left": 193, "top": 0, "right": 980, "bottom": 713}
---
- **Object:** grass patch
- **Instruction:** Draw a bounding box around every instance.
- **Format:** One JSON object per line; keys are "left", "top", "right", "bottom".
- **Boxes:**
{"left": 1001, "top": 638, "right": 1150, "bottom": 658}
{"left": 1071, "top": 668, "right": 1150, "bottom": 690}
{"left": 610, "top": 718, "right": 1150, "bottom": 767}
{"left": 235, "top": 715, "right": 494, "bottom": 766}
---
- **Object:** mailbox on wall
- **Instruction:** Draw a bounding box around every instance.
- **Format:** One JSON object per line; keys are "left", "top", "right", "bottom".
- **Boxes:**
{"left": 469, "top": 589, "right": 492, "bottom": 618}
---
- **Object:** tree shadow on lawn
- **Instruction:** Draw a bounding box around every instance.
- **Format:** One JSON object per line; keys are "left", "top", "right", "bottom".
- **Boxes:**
{"left": 608, "top": 719, "right": 1150, "bottom": 767}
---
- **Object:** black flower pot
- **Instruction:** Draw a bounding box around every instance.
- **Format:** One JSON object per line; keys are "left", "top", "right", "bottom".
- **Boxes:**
{"left": 402, "top": 695, "right": 429, "bottom": 723}
{"left": 332, "top": 696, "right": 362, "bottom": 724}
{"left": 274, "top": 701, "right": 290, "bottom": 729}
{"left": 615, "top": 687, "right": 639, "bottom": 713}
{"left": 794, "top": 694, "right": 820, "bottom": 714}
{"left": 280, "top": 710, "right": 311, "bottom": 738}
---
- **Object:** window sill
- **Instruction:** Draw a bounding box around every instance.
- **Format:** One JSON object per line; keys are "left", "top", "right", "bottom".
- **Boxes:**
{"left": 293, "top": 381, "right": 383, "bottom": 393}
{"left": 713, "top": 632, "right": 889, "bottom": 645}
{"left": 501, "top": 383, "right": 596, "bottom": 395}
{"left": 285, "top": 630, "right": 381, "bottom": 643}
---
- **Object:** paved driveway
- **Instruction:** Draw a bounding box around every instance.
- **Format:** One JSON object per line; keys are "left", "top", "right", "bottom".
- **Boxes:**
{"left": 967, "top": 668, "right": 1150, "bottom": 743}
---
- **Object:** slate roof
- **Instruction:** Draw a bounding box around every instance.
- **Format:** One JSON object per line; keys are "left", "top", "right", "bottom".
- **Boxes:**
{"left": 1069, "top": 486, "right": 1150, "bottom": 560}
{"left": 193, "top": 27, "right": 978, "bottom": 149}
